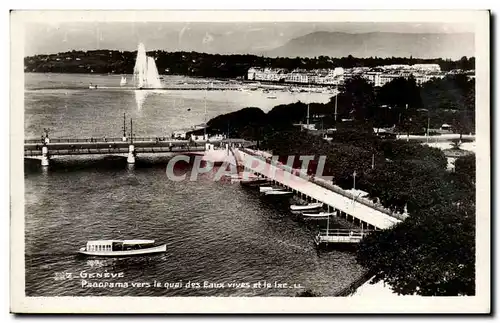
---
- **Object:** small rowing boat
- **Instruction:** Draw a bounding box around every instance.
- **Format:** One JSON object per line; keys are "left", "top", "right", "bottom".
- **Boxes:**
{"left": 290, "top": 202, "right": 323, "bottom": 212}
{"left": 241, "top": 178, "right": 270, "bottom": 186}
{"left": 264, "top": 190, "right": 293, "bottom": 196}
{"left": 259, "top": 186, "right": 280, "bottom": 193}
{"left": 301, "top": 211, "right": 337, "bottom": 219}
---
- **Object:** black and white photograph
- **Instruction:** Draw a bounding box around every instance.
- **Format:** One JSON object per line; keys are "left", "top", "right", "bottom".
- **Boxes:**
{"left": 10, "top": 10, "right": 490, "bottom": 313}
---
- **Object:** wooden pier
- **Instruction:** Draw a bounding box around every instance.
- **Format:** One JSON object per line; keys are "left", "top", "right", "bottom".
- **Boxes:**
{"left": 233, "top": 147, "right": 403, "bottom": 231}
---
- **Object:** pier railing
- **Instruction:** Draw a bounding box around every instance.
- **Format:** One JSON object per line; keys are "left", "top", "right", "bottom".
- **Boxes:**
{"left": 314, "top": 229, "right": 374, "bottom": 244}
{"left": 317, "top": 229, "right": 374, "bottom": 237}
{"left": 25, "top": 137, "right": 252, "bottom": 145}
{"left": 239, "top": 148, "right": 408, "bottom": 222}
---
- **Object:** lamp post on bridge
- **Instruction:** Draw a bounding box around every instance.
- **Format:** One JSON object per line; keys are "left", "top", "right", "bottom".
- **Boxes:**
{"left": 122, "top": 113, "right": 127, "bottom": 142}
{"left": 40, "top": 128, "right": 50, "bottom": 166}
{"left": 42, "top": 128, "right": 50, "bottom": 145}
{"left": 127, "top": 118, "right": 135, "bottom": 164}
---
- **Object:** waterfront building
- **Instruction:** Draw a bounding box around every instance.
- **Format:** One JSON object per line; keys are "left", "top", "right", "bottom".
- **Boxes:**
{"left": 247, "top": 65, "right": 446, "bottom": 87}
{"left": 410, "top": 63, "right": 441, "bottom": 72}
{"left": 414, "top": 73, "right": 435, "bottom": 85}
{"left": 172, "top": 130, "right": 188, "bottom": 139}
{"left": 247, "top": 67, "right": 259, "bottom": 80}
{"left": 333, "top": 67, "right": 344, "bottom": 76}
{"left": 248, "top": 67, "right": 289, "bottom": 82}
{"left": 380, "top": 64, "right": 411, "bottom": 71}
{"left": 322, "top": 74, "right": 342, "bottom": 85}
{"left": 285, "top": 70, "right": 309, "bottom": 84}
{"left": 363, "top": 71, "right": 383, "bottom": 87}
{"left": 378, "top": 74, "right": 400, "bottom": 87}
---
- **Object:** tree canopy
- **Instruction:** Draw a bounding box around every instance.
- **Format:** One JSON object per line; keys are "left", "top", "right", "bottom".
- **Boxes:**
{"left": 25, "top": 50, "right": 475, "bottom": 76}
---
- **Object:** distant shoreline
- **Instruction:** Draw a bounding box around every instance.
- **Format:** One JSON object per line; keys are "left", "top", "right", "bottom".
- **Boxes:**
{"left": 23, "top": 72, "right": 342, "bottom": 90}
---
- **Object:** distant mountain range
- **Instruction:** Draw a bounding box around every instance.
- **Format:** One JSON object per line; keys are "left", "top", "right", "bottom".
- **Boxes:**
{"left": 25, "top": 22, "right": 475, "bottom": 60}
{"left": 262, "top": 32, "right": 474, "bottom": 59}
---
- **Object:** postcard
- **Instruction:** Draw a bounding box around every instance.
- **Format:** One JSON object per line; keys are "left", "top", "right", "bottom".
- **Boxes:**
{"left": 10, "top": 10, "right": 490, "bottom": 313}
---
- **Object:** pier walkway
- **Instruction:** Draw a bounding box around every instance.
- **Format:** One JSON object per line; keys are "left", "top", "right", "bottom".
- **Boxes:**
{"left": 234, "top": 148, "right": 403, "bottom": 230}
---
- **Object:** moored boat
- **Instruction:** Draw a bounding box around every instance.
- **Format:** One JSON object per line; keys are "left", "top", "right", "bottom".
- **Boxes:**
{"left": 264, "top": 190, "right": 293, "bottom": 196}
{"left": 241, "top": 178, "right": 270, "bottom": 186}
{"left": 290, "top": 202, "right": 323, "bottom": 212}
{"left": 78, "top": 239, "right": 166, "bottom": 257}
{"left": 301, "top": 211, "right": 337, "bottom": 219}
{"left": 238, "top": 176, "right": 263, "bottom": 184}
{"left": 259, "top": 186, "right": 285, "bottom": 193}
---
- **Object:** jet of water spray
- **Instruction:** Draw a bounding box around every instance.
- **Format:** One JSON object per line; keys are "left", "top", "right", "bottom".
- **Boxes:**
{"left": 133, "top": 43, "right": 162, "bottom": 89}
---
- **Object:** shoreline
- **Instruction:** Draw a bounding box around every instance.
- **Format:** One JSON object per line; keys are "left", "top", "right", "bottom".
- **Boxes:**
{"left": 334, "top": 270, "right": 374, "bottom": 297}
{"left": 23, "top": 72, "right": 342, "bottom": 89}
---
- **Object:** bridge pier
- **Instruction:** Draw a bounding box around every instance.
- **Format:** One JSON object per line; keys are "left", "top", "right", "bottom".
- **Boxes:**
{"left": 127, "top": 144, "right": 135, "bottom": 164}
{"left": 41, "top": 146, "right": 49, "bottom": 166}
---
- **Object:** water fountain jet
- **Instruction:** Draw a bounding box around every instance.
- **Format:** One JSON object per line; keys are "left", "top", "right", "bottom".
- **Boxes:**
{"left": 133, "top": 43, "right": 162, "bottom": 89}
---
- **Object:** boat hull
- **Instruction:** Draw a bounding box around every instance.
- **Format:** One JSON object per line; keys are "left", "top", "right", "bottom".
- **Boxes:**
{"left": 78, "top": 244, "right": 167, "bottom": 257}
{"left": 290, "top": 203, "right": 323, "bottom": 211}
{"left": 264, "top": 191, "right": 293, "bottom": 196}
{"left": 302, "top": 212, "right": 336, "bottom": 219}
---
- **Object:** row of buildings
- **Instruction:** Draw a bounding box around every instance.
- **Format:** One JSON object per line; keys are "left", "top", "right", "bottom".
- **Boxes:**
{"left": 247, "top": 64, "right": 473, "bottom": 87}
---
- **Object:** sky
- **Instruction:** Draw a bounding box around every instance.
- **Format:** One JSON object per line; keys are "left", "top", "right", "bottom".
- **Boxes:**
{"left": 24, "top": 21, "right": 475, "bottom": 57}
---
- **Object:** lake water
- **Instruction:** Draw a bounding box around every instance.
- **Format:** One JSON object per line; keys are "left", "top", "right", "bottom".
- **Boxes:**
{"left": 24, "top": 73, "right": 364, "bottom": 297}
{"left": 24, "top": 73, "right": 333, "bottom": 139}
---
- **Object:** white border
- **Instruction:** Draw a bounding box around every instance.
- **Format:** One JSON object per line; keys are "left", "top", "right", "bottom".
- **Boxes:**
{"left": 9, "top": 9, "right": 491, "bottom": 314}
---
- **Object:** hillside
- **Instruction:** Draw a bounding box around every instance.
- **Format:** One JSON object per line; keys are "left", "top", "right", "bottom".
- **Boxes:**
{"left": 24, "top": 50, "right": 475, "bottom": 77}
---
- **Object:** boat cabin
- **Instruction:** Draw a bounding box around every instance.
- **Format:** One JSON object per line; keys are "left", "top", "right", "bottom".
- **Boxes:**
{"left": 441, "top": 123, "right": 453, "bottom": 131}
{"left": 85, "top": 240, "right": 155, "bottom": 252}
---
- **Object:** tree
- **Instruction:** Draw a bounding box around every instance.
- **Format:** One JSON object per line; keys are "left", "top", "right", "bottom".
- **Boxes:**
{"left": 207, "top": 107, "right": 267, "bottom": 138}
{"left": 341, "top": 76, "right": 377, "bottom": 122}
{"left": 455, "top": 154, "right": 476, "bottom": 181}
{"left": 378, "top": 76, "right": 423, "bottom": 134}
{"left": 357, "top": 201, "right": 475, "bottom": 296}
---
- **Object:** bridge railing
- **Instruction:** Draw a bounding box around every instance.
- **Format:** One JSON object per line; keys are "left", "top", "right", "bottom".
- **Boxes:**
{"left": 239, "top": 148, "right": 407, "bottom": 222}
{"left": 24, "top": 137, "right": 180, "bottom": 144}
{"left": 25, "top": 137, "right": 251, "bottom": 145}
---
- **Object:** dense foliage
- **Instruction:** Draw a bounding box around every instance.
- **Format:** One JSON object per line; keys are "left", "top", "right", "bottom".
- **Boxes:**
{"left": 25, "top": 49, "right": 475, "bottom": 76}
{"left": 357, "top": 200, "right": 475, "bottom": 296}
{"left": 357, "top": 151, "right": 476, "bottom": 296}
{"left": 332, "top": 75, "right": 475, "bottom": 134}
{"left": 258, "top": 126, "right": 476, "bottom": 296}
